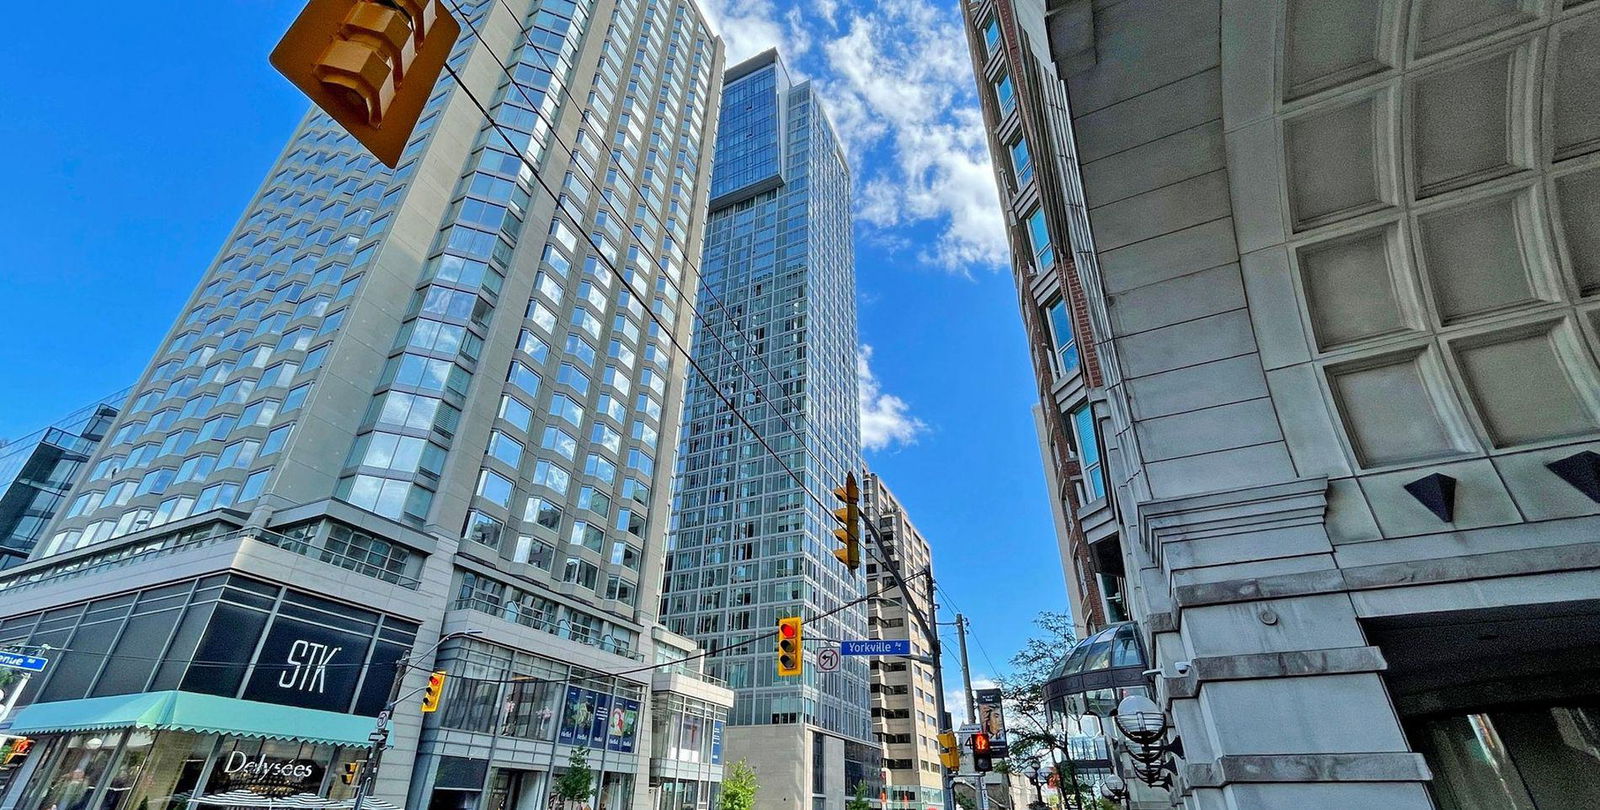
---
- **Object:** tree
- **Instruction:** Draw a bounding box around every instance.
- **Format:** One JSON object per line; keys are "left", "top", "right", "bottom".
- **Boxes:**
{"left": 995, "top": 612, "right": 1091, "bottom": 809}
{"left": 844, "top": 783, "right": 871, "bottom": 810}
{"left": 553, "top": 748, "right": 594, "bottom": 810}
{"left": 719, "top": 760, "right": 759, "bottom": 810}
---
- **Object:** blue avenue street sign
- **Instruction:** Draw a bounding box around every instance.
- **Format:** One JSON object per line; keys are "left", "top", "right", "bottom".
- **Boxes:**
{"left": 840, "top": 639, "right": 912, "bottom": 656}
{"left": 0, "top": 652, "right": 47, "bottom": 672}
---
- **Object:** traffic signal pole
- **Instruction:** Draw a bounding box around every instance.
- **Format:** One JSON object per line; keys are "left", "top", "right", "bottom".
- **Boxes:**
{"left": 922, "top": 567, "right": 959, "bottom": 810}
{"left": 955, "top": 615, "right": 976, "bottom": 724}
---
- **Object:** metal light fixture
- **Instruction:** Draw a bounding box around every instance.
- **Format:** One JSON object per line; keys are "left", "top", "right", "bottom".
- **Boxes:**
{"left": 1111, "top": 695, "right": 1167, "bottom": 745}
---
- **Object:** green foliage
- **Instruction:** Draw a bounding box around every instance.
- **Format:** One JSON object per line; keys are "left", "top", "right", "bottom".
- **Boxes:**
{"left": 553, "top": 748, "right": 594, "bottom": 807}
{"left": 953, "top": 789, "right": 976, "bottom": 810}
{"left": 845, "top": 782, "right": 871, "bottom": 810}
{"left": 719, "top": 760, "right": 759, "bottom": 810}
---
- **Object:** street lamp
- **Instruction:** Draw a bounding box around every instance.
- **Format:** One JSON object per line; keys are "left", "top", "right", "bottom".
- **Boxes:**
{"left": 1024, "top": 759, "right": 1046, "bottom": 810}
{"left": 1098, "top": 775, "right": 1128, "bottom": 809}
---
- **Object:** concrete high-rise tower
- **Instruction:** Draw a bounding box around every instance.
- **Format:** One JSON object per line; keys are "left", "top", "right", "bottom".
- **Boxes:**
{"left": 0, "top": 4, "right": 734, "bottom": 810}
{"left": 660, "top": 50, "right": 880, "bottom": 810}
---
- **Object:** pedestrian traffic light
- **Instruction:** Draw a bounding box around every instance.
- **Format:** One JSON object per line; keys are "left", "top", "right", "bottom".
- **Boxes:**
{"left": 421, "top": 670, "right": 447, "bottom": 712}
{"left": 938, "top": 730, "right": 961, "bottom": 770}
{"left": 340, "top": 761, "right": 362, "bottom": 786}
{"left": 777, "top": 616, "right": 803, "bottom": 677}
{"left": 972, "top": 731, "right": 993, "bottom": 772}
{"left": 832, "top": 472, "right": 861, "bottom": 573}
{"left": 270, "top": 0, "right": 462, "bottom": 167}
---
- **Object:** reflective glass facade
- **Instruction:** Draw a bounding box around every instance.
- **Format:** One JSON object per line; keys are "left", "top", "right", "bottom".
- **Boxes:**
{"left": 5, "top": 3, "right": 730, "bottom": 810}
{"left": 0, "top": 394, "right": 121, "bottom": 568}
{"left": 663, "top": 52, "right": 870, "bottom": 742}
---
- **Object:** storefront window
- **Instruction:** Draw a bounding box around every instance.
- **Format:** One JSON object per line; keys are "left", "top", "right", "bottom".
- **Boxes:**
{"left": 13, "top": 732, "right": 358, "bottom": 810}
{"left": 109, "top": 731, "right": 208, "bottom": 810}
{"left": 25, "top": 732, "right": 125, "bottom": 810}
{"left": 597, "top": 771, "right": 631, "bottom": 810}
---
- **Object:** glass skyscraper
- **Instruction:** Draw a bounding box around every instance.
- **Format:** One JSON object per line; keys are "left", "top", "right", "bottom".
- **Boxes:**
{"left": 0, "top": 4, "right": 735, "bottom": 810}
{"left": 662, "top": 50, "right": 876, "bottom": 801}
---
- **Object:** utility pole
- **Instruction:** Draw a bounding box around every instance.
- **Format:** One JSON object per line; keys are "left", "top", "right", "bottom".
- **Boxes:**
{"left": 921, "top": 567, "right": 958, "bottom": 810}
{"left": 351, "top": 652, "right": 409, "bottom": 810}
{"left": 955, "top": 615, "right": 976, "bottom": 724}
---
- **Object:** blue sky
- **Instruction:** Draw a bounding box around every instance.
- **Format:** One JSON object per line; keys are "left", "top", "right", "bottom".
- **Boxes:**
{"left": 0, "top": 1, "right": 1065, "bottom": 695}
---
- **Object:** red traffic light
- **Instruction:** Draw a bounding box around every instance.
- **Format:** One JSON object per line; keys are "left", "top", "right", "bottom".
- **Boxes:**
{"left": 973, "top": 732, "right": 990, "bottom": 752}
{"left": 780, "top": 622, "right": 797, "bottom": 639}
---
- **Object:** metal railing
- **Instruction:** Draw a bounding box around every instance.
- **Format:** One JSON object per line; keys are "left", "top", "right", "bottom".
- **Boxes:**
{"left": 453, "top": 596, "right": 646, "bottom": 662}
{"left": 0, "top": 524, "right": 422, "bottom": 596}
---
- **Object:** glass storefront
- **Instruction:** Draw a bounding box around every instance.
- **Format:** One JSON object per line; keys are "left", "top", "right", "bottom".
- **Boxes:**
{"left": 8, "top": 730, "right": 360, "bottom": 810}
{"left": 1410, "top": 703, "right": 1600, "bottom": 810}
{"left": 0, "top": 574, "right": 418, "bottom": 718}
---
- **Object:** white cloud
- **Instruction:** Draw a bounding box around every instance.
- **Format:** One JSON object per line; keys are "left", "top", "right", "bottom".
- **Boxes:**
{"left": 697, "top": 0, "right": 1009, "bottom": 273}
{"left": 698, "top": 0, "right": 806, "bottom": 64}
{"left": 819, "top": 1, "right": 1008, "bottom": 271}
{"left": 945, "top": 676, "right": 999, "bottom": 725}
{"left": 858, "top": 345, "right": 927, "bottom": 452}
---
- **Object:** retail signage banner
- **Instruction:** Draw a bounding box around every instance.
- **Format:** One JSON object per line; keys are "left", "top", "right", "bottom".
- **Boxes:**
{"left": 709, "top": 721, "right": 725, "bottom": 765}
{"left": 206, "top": 749, "right": 327, "bottom": 796}
{"left": 974, "top": 688, "right": 1010, "bottom": 756}
{"left": 559, "top": 687, "right": 639, "bottom": 752}
{"left": 242, "top": 619, "right": 368, "bottom": 712}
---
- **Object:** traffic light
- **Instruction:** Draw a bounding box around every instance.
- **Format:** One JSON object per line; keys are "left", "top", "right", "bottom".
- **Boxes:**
{"left": 271, "top": 0, "right": 462, "bottom": 167}
{"left": 938, "top": 730, "right": 961, "bottom": 770}
{"left": 421, "top": 670, "right": 447, "bottom": 712}
{"left": 831, "top": 472, "right": 861, "bottom": 573}
{"left": 777, "top": 616, "right": 803, "bottom": 677}
{"left": 340, "top": 761, "right": 362, "bottom": 786}
{"left": 972, "top": 731, "right": 993, "bottom": 772}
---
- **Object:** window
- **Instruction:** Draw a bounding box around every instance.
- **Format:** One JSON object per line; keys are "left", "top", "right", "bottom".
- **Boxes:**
{"left": 1044, "top": 298, "right": 1079, "bottom": 376}
{"left": 1009, "top": 137, "right": 1033, "bottom": 186}
{"left": 983, "top": 18, "right": 1001, "bottom": 55}
{"left": 994, "top": 73, "right": 1015, "bottom": 113}
{"left": 488, "top": 431, "right": 524, "bottom": 467}
{"left": 1071, "top": 405, "right": 1105, "bottom": 500}
{"left": 1026, "top": 207, "right": 1055, "bottom": 271}
{"left": 542, "top": 427, "right": 578, "bottom": 460}
{"left": 477, "top": 469, "right": 514, "bottom": 507}
{"left": 499, "top": 396, "right": 533, "bottom": 431}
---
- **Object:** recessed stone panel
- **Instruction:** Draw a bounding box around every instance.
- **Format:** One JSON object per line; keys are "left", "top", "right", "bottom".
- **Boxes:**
{"left": 1416, "top": 191, "right": 1541, "bottom": 323}
{"left": 1452, "top": 322, "right": 1600, "bottom": 447}
{"left": 1554, "top": 168, "right": 1600, "bottom": 295}
{"left": 1284, "top": 0, "right": 1394, "bottom": 100}
{"left": 1554, "top": 19, "right": 1600, "bottom": 161}
{"left": 1329, "top": 350, "right": 1468, "bottom": 466}
{"left": 1298, "top": 224, "right": 1412, "bottom": 349}
{"left": 1285, "top": 93, "right": 1391, "bottom": 230}
{"left": 1414, "top": 0, "right": 1537, "bottom": 56}
{"left": 1411, "top": 50, "right": 1524, "bottom": 197}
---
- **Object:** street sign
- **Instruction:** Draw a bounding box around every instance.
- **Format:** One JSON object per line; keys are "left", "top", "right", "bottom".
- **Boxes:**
{"left": 816, "top": 648, "right": 841, "bottom": 673}
{"left": 0, "top": 653, "right": 46, "bottom": 673}
{"left": 841, "top": 639, "right": 911, "bottom": 656}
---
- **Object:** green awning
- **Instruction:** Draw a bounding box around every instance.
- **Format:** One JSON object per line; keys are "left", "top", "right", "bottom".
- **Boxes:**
{"left": 5, "top": 691, "right": 374, "bottom": 746}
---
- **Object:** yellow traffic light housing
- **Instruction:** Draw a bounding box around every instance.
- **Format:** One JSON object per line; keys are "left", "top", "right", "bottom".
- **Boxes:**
{"left": 777, "top": 616, "right": 803, "bottom": 677}
{"left": 938, "top": 730, "right": 961, "bottom": 770}
{"left": 831, "top": 472, "right": 861, "bottom": 573}
{"left": 421, "top": 670, "right": 447, "bottom": 712}
{"left": 271, "top": 0, "right": 461, "bottom": 167}
{"left": 340, "top": 761, "right": 363, "bottom": 786}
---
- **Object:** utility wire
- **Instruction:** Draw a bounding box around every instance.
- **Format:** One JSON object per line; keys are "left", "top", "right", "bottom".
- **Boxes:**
{"left": 401, "top": 573, "right": 901, "bottom": 685}
{"left": 447, "top": 0, "right": 818, "bottom": 468}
